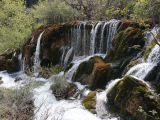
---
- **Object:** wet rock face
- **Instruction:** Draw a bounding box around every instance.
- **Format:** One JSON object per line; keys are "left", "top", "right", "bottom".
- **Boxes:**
{"left": 6, "top": 56, "right": 20, "bottom": 73}
{"left": 72, "top": 56, "right": 108, "bottom": 90}
{"left": 107, "top": 75, "right": 160, "bottom": 120}
{"left": 0, "top": 56, "right": 6, "bottom": 71}
{"left": 23, "top": 45, "right": 35, "bottom": 71}
{"left": 50, "top": 79, "right": 77, "bottom": 100}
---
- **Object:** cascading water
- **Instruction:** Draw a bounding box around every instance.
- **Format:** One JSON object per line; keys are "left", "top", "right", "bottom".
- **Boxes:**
{"left": 30, "top": 36, "right": 34, "bottom": 44}
{"left": 90, "top": 22, "right": 103, "bottom": 55}
{"left": 64, "top": 47, "right": 73, "bottom": 68}
{"left": 83, "top": 22, "right": 87, "bottom": 55}
{"left": 106, "top": 20, "right": 120, "bottom": 53}
{"left": 145, "top": 25, "right": 160, "bottom": 45}
{"left": 34, "top": 31, "right": 45, "bottom": 77}
{"left": 126, "top": 44, "right": 160, "bottom": 79}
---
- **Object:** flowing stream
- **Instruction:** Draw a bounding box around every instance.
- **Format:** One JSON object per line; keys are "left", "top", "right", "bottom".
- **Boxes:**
{"left": 0, "top": 21, "right": 159, "bottom": 120}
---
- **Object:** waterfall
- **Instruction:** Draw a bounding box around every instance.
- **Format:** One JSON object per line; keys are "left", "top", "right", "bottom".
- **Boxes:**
{"left": 75, "top": 22, "right": 82, "bottom": 56}
{"left": 83, "top": 22, "right": 87, "bottom": 55}
{"left": 99, "top": 22, "right": 108, "bottom": 53}
{"left": 34, "top": 31, "right": 45, "bottom": 77}
{"left": 64, "top": 47, "right": 73, "bottom": 68}
{"left": 62, "top": 19, "right": 120, "bottom": 68}
{"left": 90, "top": 22, "right": 102, "bottom": 55}
{"left": 30, "top": 36, "right": 34, "bottom": 44}
{"left": 22, "top": 57, "right": 25, "bottom": 73}
{"left": 60, "top": 46, "right": 68, "bottom": 66}
{"left": 106, "top": 20, "right": 120, "bottom": 52}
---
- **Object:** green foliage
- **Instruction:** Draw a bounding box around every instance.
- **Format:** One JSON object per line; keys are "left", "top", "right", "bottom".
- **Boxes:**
{"left": 0, "top": 0, "right": 35, "bottom": 54}
{"left": 134, "top": 0, "right": 160, "bottom": 23}
{"left": 31, "top": 0, "right": 82, "bottom": 24}
{"left": 138, "top": 106, "right": 160, "bottom": 119}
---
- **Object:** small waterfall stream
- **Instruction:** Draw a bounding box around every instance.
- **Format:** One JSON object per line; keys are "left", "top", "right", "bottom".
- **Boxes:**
{"left": 34, "top": 31, "right": 45, "bottom": 76}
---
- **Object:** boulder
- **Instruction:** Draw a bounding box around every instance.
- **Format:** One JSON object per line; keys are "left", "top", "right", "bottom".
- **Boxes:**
{"left": 107, "top": 75, "right": 160, "bottom": 120}
{"left": 72, "top": 56, "right": 107, "bottom": 90}
{"left": 50, "top": 77, "right": 77, "bottom": 100}
{"left": 0, "top": 56, "right": 6, "bottom": 71}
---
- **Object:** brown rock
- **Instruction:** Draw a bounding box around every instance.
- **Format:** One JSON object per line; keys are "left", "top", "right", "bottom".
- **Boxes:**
{"left": 0, "top": 56, "right": 6, "bottom": 71}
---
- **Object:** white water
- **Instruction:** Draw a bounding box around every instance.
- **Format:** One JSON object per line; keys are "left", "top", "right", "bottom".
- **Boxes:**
{"left": 34, "top": 31, "right": 45, "bottom": 77}
{"left": 33, "top": 53, "right": 120, "bottom": 120}
{"left": 126, "top": 44, "right": 160, "bottom": 80}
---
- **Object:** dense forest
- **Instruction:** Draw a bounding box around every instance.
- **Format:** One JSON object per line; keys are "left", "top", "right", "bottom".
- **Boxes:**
{"left": 0, "top": 0, "right": 160, "bottom": 120}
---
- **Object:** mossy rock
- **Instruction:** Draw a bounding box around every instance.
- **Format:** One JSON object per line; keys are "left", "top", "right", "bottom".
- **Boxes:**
{"left": 117, "top": 21, "right": 140, "bottom": 33}
{"left": 72, "top": 56, "right": 108, "bottom": 90}
{"left": 82, "top": 91, "right": 96, "bottom": 111}
{"left": 104, "top": 49, "right": 115, "bottom": 63}
{"left": 107, "top": 75, "right": 160, "bottom": 120}
{"left": 72, "top": 57, "right": 95, "bottom": 82}
{"left": 65, "top": 63, "right": 73, "bottom": 72}
{"left": 111, "top": 27, "right": 145, "bottom": 61}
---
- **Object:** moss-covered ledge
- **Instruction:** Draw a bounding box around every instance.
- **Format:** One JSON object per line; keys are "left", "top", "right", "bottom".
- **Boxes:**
{"left": 107, "top": 75, "right": 160, "bottom": 120}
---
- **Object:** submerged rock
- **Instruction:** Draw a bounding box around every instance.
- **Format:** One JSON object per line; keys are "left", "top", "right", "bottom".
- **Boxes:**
{"left": 107, "top": 75, "right": 160, "bottom": 120}
{"left": 82, "top": 90, "right": 97, "bottom": 114}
